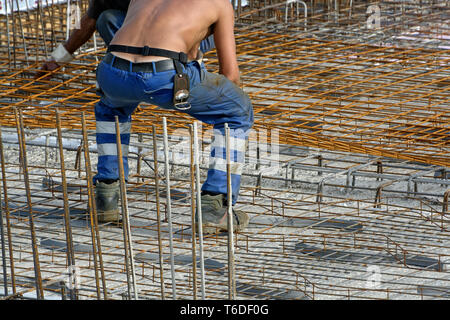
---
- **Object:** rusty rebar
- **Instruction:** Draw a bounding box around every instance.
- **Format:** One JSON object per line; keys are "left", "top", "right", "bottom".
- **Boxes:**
{"left": 0, "top": 171, "right": 7, "bottom": 296}
{"left": 225, "top": 123, "right": 236, "bottom": 300}
{"left": 14, "top": 107, "right": 43, "bottom": 299}
{"left": 193, "top": 121, "right": 206, "bottom": 300}
{"left": 152, "top": 124, "right": 166, "bottom": 300}
{"left": 162, "top": 117, "right": 177, "bottom": 299}
{"left": 81, "top": 112, "right": 107, "bottom": 299}
{"left": 189, "top": 125, "right": 197, "bottom": 300}
{"left": 115, "top": 115, "right": 138, "bottom": 300}
{"left": 0, "top": 128, "right": 16, "bottom": 294}
{"left": 55, "top": 109, "right": 77, "bottom": 300}
{"left": 0, "top": 0, "right": 449, "bottom": 301}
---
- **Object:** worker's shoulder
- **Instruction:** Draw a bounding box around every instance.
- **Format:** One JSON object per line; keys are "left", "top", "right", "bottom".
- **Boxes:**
{"left": 206, "top": 0, "right": 234, "bottom": 18}
{"left": 205, "top": 0, "right": 233, "bottom": 10}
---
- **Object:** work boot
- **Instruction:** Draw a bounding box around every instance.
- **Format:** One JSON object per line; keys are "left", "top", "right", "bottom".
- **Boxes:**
{"left": 95, "top": 180, "right": 120, "bottom": 223}
{"left": 198, "top": 193, "right": 249, "bottom": 234}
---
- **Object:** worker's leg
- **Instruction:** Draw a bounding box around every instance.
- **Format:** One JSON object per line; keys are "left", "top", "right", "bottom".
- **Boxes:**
{"left": 94, "top": 100, "right": 135, "bottom": 184}
{"left": 185, "top": 63, "right": 254, "bottom": 205}
{"left": 95, "top": 54, "right": 183, "bottom": 183}
{"left": 178, "top": 63, "right": 253, "bottom": 233}
{"left": 95, "top": 9, "right": 126, "bottom": 45}
{"left": 94, "top": 59, "right": 144, "bottom": 184}
{"left": 93, "top": 58, "right": 143, "bottom": 221}
{"left": 94, "top": 102, "right": 133, "bottom": 222}
{"left": 136, "top": 61, "right": 252, "bottom": 204}
{"left": 94, "top": 57, "right": 253, "bottom": 226}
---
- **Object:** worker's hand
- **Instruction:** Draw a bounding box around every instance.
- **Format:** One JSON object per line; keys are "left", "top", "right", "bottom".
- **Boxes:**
{"left": 35, "top": 60, "right": 61, "bottom": 80}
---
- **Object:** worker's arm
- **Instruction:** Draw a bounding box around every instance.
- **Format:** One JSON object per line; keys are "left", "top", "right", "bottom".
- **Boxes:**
{"left": 37, "top": 13, "right": 96, "bottom": 77}
{"left": 213, "top": 0, "right": 240, "bottom": 86}
{"left": 62, "top": 13, "right": 97, "bottom": 55}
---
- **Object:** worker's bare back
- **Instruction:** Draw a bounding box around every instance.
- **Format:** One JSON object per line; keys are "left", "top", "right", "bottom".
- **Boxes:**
{"left": 111, "top": 0, "right": 240, "bottom": 84}
{"left": 111, "top": 0, "right": 225, "bottom": 59}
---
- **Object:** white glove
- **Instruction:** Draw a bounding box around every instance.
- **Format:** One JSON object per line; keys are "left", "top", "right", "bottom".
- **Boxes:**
{"left": 50, "top": 43, "right": 74, "bottom": 63}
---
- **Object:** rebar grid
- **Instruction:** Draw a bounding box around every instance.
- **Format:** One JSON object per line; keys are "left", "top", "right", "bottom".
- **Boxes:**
{"left": 0, "top": 0, "right": 449, "bottom": 300}
{"left": 0, "top": 1, "right": 448, "bottom": 166}
{"left": 238, "top": 0, "right": 450, "bottom": 49}
{"left": 1, "top": 1, "right": 449, "bottom": 60}
{"left": 0, "top": 37, "right": 448, "bottom": 166}
{"left": 0, "top": 121, "right": 449, "bottom": 300}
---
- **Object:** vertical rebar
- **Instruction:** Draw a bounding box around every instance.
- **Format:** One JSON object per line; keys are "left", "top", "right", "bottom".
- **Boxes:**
{"left": 189, "top": 125, "right": 197, "bottom": 300}
{"left": 443, "top": 190, "right": 449, "bottom": 215}
{"left": 136, "top": 133, "right": 143, "bottom": 181}
{"left": 10, "top": 0, "right": 17, "bottom": 68}
{"left": 225, "top": 123, "right": 236, "bottom": 300}
{"left": 0, "top": 177, "right": 7, "bottom": 296}
{"left": 152, "top": 125, "right": 166, "bottom": 300}
{"left": 60, "top": 281, "right": 67, "bottom": 300}
{"left": 193, "top": 121, "right": 206, "bottom": 300}
{"left": 81, "top": 113, "right": 101, "bottom": 299}
{"left": 115, "top": 116, "right": 138, "bottom": 300}
{"left": 66, "top": 0, "right": 71, "bottom": 40}
{"left": 377, "top": 161, "right": 383, "bottom": 181}
{"left": 55, "top": 109, "right": 77, "bottom": 300}
{"left": 0, "top": 128, "right": 16, "bottom": 294}
{"left": 318, "top": 155, "right": 323, "bottom": 176}
{"left": 5, "top": 0, "right": 11, "bottom": 68}
{"left": 37, "top": 0, "right": 48, "bottom": 59}
{"left": 13, "top": 0, "right": 29, "bottom": 66}
{"left": 14, "top": 108, "right": 44, "bottom": 300}
{"left": 47, "top": 0, "right": 57, "bottom": 50}
{"left": 81, "top": 112, "right": 107, "bottom": 300}
{"left": 238, "top": 0, "right": 242, "bottom": 19}
{"left": 162, "top": 117, "right": 177, "bottom": 300}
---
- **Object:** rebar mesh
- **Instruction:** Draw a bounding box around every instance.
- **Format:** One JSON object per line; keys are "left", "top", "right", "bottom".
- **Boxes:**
{"left": 0, "top": 0, "right": 449, "bottom": 300}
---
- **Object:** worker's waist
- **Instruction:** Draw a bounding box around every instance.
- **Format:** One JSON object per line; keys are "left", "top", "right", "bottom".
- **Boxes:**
{"left": 103, "top": 53, "right": 175, "bottom": 73}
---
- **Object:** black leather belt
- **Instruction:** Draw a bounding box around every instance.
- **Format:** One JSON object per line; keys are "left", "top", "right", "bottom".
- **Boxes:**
{"left": 103, "top": 53, "right": 175, "bottom": 73}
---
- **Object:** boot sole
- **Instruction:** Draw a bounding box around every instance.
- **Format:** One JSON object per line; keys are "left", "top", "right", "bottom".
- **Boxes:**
{"left": 201, "top": 224, "right": 246, "bottom": 235}
{"left": 96, "top": 209, "right": 120, "bottom": 223}
{"left": 200, "top": 215, "right": 249, "bottom": 235}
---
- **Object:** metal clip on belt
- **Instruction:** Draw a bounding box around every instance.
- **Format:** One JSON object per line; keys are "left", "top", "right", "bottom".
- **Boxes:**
{"left": 107, "top": 44, "right": 191, "bottom": 111}
{"left": 172, "top": 60, "right": 191, "bottom": 111}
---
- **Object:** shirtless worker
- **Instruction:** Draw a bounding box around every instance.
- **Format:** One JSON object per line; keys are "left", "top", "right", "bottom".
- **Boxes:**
{"left": 94, "top": 0, "right": 253, "bottom": 233}
{"left": 39, "top": 0, "right": 214, "bottom": 76}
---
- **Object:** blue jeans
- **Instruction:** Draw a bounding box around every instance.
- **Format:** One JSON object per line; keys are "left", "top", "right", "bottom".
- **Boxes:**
{"left": 95, "top": 54, "right": 253, "bottom": 204}
{"left": 96, "top": 10, "right": 215, "bottom": 53}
